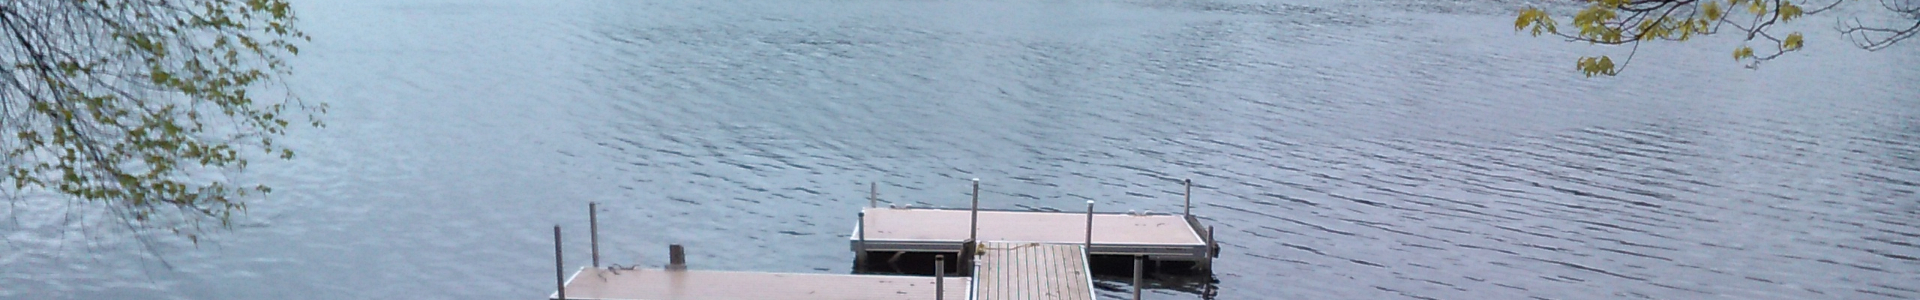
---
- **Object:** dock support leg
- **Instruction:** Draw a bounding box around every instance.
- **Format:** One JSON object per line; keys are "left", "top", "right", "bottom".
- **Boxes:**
{"left": 1085, "top": 200, "right": 1095, "bottom": 259}
{"left": 553, "top": 225, "right": 565, "bottom": 300}
{"left": 870, "top": 182, "right": 878, "bottom": 208}
{"left": 1183, "top": 179, "right": 1192, "bottom": 217}
{"left": 935, "top": 255, "right": 946, "bottom": 300}
{"left": 887, "top": 251, "right": 907, "bottom": 269}
{"left": 960, "top": 240, "right": 976, "bottom": 276}
{"left": 1133, "top": 255, "right": 1145, "bottom": 300}
{"left": 589, "top": 202, "right": 599, "bottom": 268}
{"left": 1205, "top": 225, "right": 1218, "bottom": 271}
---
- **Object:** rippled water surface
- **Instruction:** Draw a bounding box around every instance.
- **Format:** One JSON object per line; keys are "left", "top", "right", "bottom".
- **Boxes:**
{"left": 5, "top": 0, "right": 1918, "bottom": 299}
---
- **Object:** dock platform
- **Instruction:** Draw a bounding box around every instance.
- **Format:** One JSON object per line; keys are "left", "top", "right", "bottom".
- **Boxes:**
{"left": 551, "top": 268, "right": 968, "bottom": 300}
{"left": 975, "top": 242, "right": 1094, "bottom": 300}
{"left": 550, "top": 179, "right": 1220, "bottom": 299}
{"left": 853, "top": 207, "right": 1217, "bottom": 267}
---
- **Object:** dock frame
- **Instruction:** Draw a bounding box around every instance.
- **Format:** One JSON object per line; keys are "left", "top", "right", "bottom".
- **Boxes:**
{"left": 852, "top": 207, "right": 1218, "bottom": 270}
{"left": 551, "top": 179, "right": 1221, "bottom": 300}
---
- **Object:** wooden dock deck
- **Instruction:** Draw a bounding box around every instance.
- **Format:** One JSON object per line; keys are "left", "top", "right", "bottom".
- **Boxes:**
{"left": 552, "top": 267, "right": 969, "bottom": 300}
{"left": 852, "top": 207, "right": 1216, "bottom": 265}
{"left": 550, "top": 180, "right": 1219, "bottom": 299}
{"left": 974, "top": 242, "right": 1095, "bottom": 300}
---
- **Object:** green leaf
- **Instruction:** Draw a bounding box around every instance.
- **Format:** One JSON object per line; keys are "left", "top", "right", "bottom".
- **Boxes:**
{"left": 1576, "top": 56, "right": 1619, "bottom": 77}
{"left": 4, "top": 0, "right": 321, "bottom": 242}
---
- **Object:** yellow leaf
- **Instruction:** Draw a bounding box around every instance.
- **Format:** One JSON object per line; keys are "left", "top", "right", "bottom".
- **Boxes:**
{"left": 1783, "top": 32, "right": 1804, "bottom": 50}
{"left": 1515, "top": 7, "right": 1557, "bottom": 36}
{"left": 1779, "top": 1, "right": 1803, "bottom": 21}
{"left": 1703, "top": 1, "right": 1723, "bottom": 20}
{"left": 1515, "top": 8, "right": 1542, "bottom": 31}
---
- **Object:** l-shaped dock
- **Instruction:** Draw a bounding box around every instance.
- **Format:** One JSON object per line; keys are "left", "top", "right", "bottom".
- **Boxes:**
{"left": 549, "top": 179, "right": 1218, "bottom": 300}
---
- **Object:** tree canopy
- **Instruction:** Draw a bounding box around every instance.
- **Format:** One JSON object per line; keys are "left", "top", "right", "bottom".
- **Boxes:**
{"left": 2, "top": 0, "right": 317, "bottom": 242}
{"left": 1515, "top": 0, "right": 1919, "bottom": 76}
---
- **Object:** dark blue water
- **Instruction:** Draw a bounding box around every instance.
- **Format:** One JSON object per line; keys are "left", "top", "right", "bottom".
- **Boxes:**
{"left": 5, "top": 0, "right": 1917, "bottom": 299}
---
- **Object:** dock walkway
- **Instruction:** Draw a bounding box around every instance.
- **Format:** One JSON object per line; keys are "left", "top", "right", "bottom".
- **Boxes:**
{"left": 974, "top": 242, "right": 1094, "bottom": 300}
{"left": 551, "top": 268, "right": 968, "bottom": 300}
{"left": 854, "top": 207, "right": 1216, "bottom": 266}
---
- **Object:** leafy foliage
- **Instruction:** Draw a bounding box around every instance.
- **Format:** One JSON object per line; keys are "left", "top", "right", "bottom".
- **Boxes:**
{"left": 2, "top": 0, "right": 318, "bottom": 241}
{"left": 1514, "top": 0, "right": 1918, "bottom": 76}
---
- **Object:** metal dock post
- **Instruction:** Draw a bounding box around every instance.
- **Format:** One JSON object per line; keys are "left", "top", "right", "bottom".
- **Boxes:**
{"left": 870, "top": 182, "right": 878, "bottom": 208}
{"left": 1133, "top": 255, "right": 1145, "bottom": 300}
{"left": 668, "top": 244, "right": 687, "bottom": 271}
{"left": 1208, "top": 225, "right": 1218, "bottom": 264}
{"left": 589, "top": 202, "right": 599, "bottom": 268}
{"left": 553, "top": 225, "right": 564, "bottom": 300}
{"left": 970, "top": 178, "right": 980, "bottom": 242}
{"left": 935, "top": 255, "right": 946, "bottom": 300}
{"left": 1183, "top": 179, "right": 1192, "bottom": 217}
{"left": 1085, "top": 200, "right": 1095, "bottom": 258}
{"left": 856, "top": 211, "right": 867, "bottom": 268}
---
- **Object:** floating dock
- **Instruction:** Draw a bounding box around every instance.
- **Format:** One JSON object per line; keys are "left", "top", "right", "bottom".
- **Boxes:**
{"left": 974, "top": 241, "right": 1094, "bottom": 300}
{"left": 549, "top": 179, "right": 1218, "bottom": 300}
{"left": 852, "top": 207, "right": 1216, "bottom": 268}
{"left": 553, "top": 242, "right": 1095, "bottom": 300}
{"left": 551, "top": 268, "right": 969, "bottom": 300}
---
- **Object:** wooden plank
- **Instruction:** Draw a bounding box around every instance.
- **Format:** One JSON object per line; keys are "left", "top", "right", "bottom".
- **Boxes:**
{"left": 975, "top": 242, "right": 1094, "bottom": 300}
{"left": 860, "top": 208, "right": 1205, "bottom": 246}
{"left": 553, "top": 268, "right": 969, "bottom": 300}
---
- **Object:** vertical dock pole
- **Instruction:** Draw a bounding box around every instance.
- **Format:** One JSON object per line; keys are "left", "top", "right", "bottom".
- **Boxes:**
{"left": 870, "top": 182, "right": 878, "bottom": 208}
{"left": 589, "top": 202, "right": 599, "bottom": 268}
{"left": 1133, "top": 255, "right": 1145, "bottom": 300}
{"left": 970, "top": 178, "right": 980, "bottom": 242}
{"left": 1085, "top": 200, "right": 1095, "bottom": 258}
{"left": 1183, "top": 179, "right": 1192, "bottom": 217}
{"left": 1202, "top": 225, "right": 1217, "bottom": 271}
{"left": 1209, "top": 225, "right": 1218, "bottom": 257}
{"left": 553, "top": 225, "right": 565, "bottom": 300}
{"left": 856, "top": 212, "right": 868, "bottom": 268}
{"left": 1209, "top": 225, "right": 1219, "bottom": 259}
{"left": 935, "top": 255, "right": 946, "bottom": 300}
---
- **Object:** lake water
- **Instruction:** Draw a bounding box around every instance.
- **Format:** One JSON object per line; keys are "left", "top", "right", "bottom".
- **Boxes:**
{"left": 4, "top": 0, "right": 1917, "bottom": 299}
